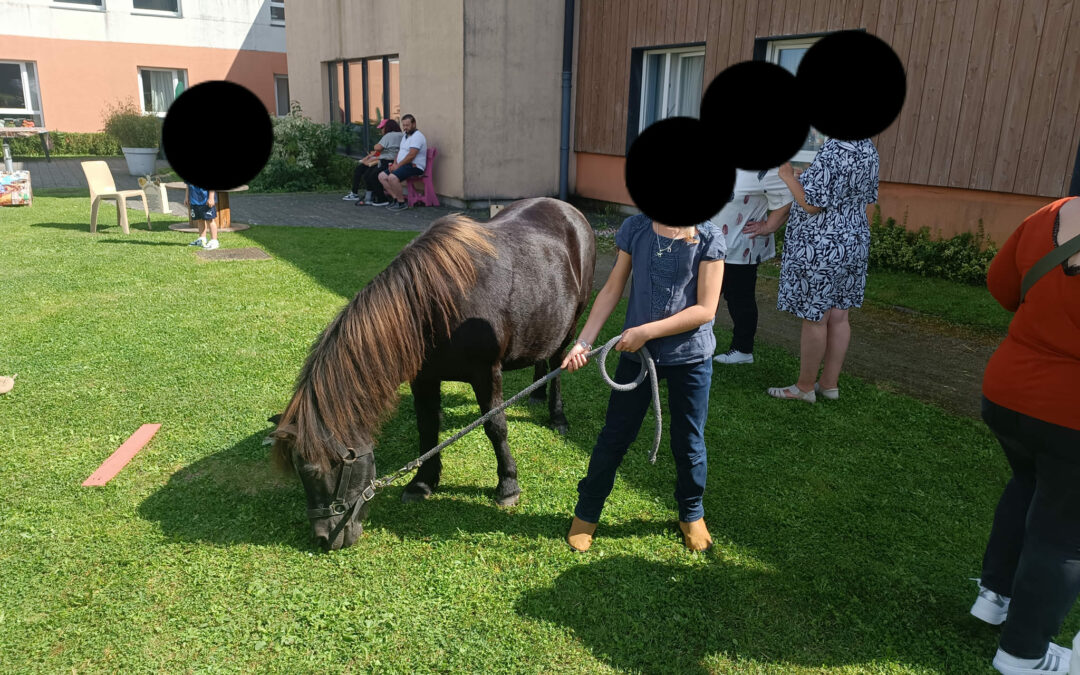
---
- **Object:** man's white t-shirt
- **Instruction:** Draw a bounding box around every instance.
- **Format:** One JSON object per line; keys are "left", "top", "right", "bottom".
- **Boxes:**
{"left": 396, "top": 130, "right": 428, "bottom": 170}
{"left": 710, "top": 168, "right": 793, "bottom": 265}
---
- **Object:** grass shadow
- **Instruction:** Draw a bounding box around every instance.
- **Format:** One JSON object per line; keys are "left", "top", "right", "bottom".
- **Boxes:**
{"left": 30, "top": 221, "right": 168, "bottom": 234}
{"left": 137, "top": 429, "right": 310, "bottom": 549}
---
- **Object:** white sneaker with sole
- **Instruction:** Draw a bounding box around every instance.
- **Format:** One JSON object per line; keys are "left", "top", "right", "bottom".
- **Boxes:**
{"left": 993, "top": 643, "right": 1071, "bottom": 674}
{"left": 202, "top": 239, "right": 220, "bottom": 250}
{"left": 342, "top": 192, "right": 360, "bottom": 201}
{"left": 189, "top": 237, "right": 206, "bottom": 247}
{"left": 970, "top": 579, "right": 1010, "bottom": 625}
{"left": 713, "top": 349, "right": 754, "bottom": 365}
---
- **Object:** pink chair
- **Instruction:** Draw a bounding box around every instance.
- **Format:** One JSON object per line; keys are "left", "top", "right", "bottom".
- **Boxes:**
{"left": 405, "top": 147, "right": 440, "bottom": 207}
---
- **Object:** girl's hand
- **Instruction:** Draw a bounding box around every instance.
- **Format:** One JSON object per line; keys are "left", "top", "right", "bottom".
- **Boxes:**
{"left": 778, "top": 162, "right": 795, "bottom": 183}
{"left": 561, "top": 343, "right": 589, "bottom": 373}
{"left": 616, "top": 326, "right": 652, "bottom": 353}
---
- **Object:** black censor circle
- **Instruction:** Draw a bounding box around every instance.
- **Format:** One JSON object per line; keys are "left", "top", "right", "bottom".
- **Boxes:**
{"left": 162, "top": 81, "right": 273, "bottom": 190}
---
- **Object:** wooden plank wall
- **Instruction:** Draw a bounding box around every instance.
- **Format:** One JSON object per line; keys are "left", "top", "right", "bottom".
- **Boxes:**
{"left": 574, "top": 0, "right": 1080, "bottom": 198}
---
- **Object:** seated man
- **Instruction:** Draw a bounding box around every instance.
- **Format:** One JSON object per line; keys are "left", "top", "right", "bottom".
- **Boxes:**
{"left": 378, "top": 113, "right": 427, "bottom": 212}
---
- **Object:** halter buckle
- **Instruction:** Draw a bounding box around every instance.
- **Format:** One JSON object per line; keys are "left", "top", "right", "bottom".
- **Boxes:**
{"left": 329, "top": 502, "right": 348, "bottom": 516}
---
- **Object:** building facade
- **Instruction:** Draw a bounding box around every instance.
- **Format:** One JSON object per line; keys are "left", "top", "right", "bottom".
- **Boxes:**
{"left": 1, "top": 0, "right": 289, "bottom": 133}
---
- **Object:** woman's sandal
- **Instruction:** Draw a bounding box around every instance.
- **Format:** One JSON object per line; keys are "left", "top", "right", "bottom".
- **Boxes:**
{"left": 814, "top": 382, "right": 839, "bottom": 400}
{"left": 766, "top": 383, "right": 815, "bottom": 403}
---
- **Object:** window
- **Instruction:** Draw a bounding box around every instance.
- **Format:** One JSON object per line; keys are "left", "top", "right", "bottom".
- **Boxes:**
{"left": 133, "top": 0, "right": 180, "bottom": 15}
{"left": 274, "top": 75, "right": 290, "bottom": 117}
{"left": 765, "top": 37, "right": 827, "bottom": 162}
{"left": 138, "top": 67, "right": 186, "bottom": 116}
{"left": 52, "top": 0, "right": 103, "bottom": 8}
{"left": 0, "top": 61, "right": 44, "bottom": 127}
{"left": 270, "top": 0, "right": 284, "bottom": 25}
{"left": 638, "top": 47, "right": 705, "bottom": 132}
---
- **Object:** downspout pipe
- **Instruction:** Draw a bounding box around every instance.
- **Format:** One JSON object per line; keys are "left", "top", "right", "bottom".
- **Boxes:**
{"left": 558, "top": 0, "right": 575, "bottom": 201}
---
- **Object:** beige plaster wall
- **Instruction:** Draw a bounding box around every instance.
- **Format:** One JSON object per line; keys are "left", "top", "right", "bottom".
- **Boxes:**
{"left": 461, "top": 0, "right": 565, "bottom": 199}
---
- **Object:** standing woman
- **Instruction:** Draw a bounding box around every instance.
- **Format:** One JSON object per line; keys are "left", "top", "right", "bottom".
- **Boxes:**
{"left": 562, "top": 213, "right": 725, "bottom": 552}
{"left": 969, "top": 196, "right": 1080, "bottom": 675}
{"left": 746, "top": 138, "right": 879, "bottom": 402}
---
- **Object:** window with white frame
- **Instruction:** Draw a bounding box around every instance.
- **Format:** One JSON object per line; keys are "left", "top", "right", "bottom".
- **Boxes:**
{"left": 132, "top": 0, "right": 180, "bottom": 15}
{"left": 270, "top": 0, "right": 285, "bottom": 25}
{"left": 274, "top": 75, "right": 290, "bottom": 117}
{"left": 639, "top": 47, "right": 705, "bottom": 132}
{"left": 0, "top": 61, "right": 44, "bottom": 127}
{"left": 765, "top": 37, "right": 827, "bottom": 162}
{"left": 138, "top": 67, "right": 186, "bottom": 116}
{"left": 52, "top": 0, "right": 104, "bottom": 9}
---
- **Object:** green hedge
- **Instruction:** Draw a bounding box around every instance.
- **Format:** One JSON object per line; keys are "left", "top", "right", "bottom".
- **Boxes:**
{"left": 249, "top": 104, "right": 353, "bottom": 192}
{"left": 868, "top": 206, "right": 997, "bottom": 286}
{"left": 9, "top": 131, "right": 122, "bottom": 157}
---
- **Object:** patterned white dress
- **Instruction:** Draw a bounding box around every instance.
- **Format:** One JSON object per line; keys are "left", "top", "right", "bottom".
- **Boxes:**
{"left": 776, "top": 138, "right": 880, "bottom": 322}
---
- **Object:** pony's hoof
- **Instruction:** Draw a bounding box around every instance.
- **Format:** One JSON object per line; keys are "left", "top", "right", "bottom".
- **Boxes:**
{"left": 401, "top": 487, "right": 432, "bottom": 503}
{"left": 495, "top": 491, "right": 520, "bottom": 507}
{"left": 550, "top": 420, "right": 569, "bottom": 436}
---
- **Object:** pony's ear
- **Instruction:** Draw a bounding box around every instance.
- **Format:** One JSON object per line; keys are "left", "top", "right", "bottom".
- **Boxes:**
{"left": 271, "top": 424, "right": 297, "bottom": 441}
{"left": 267, "top": 413, "right": 282, "bottom": 425}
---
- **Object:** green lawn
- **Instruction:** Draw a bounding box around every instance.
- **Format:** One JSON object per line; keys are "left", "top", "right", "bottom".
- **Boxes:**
{"left": 1, "top": 194, "right": 1071, "bottom": 673}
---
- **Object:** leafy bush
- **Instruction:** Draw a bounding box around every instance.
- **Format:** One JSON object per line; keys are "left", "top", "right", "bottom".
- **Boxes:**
{"left": 868, "top": 206, "right": 997, "bottom": 286}
{"left": 102, "top": 100, "right": 162, "bottom": 148}
{"left": 8, "top": 131, "right": 121, "bottom": 157}
{"left": 249, "top": 103, "right": 352, "bottom": 192}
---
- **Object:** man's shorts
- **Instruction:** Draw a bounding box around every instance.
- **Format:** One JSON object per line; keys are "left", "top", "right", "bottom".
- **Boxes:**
{"left": 190, "top": 203, "right": 217, "bottom": 221}
{"left": 390, "top": 165, "right": 424, "bottom": 181}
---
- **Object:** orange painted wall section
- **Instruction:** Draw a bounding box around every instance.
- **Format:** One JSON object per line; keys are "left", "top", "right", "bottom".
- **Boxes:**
{"left": 574, "top": 152, "right": 1055, "bottom": 245}
{"left": 3, "top": 35, "right": 287, "bottom": 132}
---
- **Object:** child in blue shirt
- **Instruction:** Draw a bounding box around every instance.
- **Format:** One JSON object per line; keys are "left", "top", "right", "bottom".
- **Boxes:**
{"left": 562, "top": 214, "right": 726, "bottom": 552}
{"left": 185, "top": 184, "right": 219, "bottom": 250}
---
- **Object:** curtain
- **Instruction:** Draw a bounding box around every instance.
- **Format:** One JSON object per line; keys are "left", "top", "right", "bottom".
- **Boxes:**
{"left": 677, "top": 54, "right": 705, "bottom": 118}
{"left": 143, "top": 70, "right": 174, "bottom": 113}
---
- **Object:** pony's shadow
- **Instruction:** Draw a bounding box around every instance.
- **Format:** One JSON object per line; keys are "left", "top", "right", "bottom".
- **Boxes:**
{"left": 137, "top": 429, "right": 311, "bottom": 549}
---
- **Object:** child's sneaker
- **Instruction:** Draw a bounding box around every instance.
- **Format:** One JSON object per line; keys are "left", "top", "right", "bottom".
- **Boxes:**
{"left": 970, "top": 579, "right": 1010, "bottom": 625}
{"left": 189, "top": 237, "right": 206, "bottom": 247}
{"left": 993, "top": 642, "right": 1071, "bottom": 674}
{"left": 342, "top": 192, "right": 360, "bottom": 201}
{"left": 714, "top": 349, "right": 754, "bottom": 365}
{"left": 202, "top": 239, "right": 220, "bottom": 250}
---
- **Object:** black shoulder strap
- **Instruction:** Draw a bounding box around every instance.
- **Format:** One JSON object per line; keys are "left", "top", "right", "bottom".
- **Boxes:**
{"left": 1020, "top": 231, "right": 1080, "bottom": 304}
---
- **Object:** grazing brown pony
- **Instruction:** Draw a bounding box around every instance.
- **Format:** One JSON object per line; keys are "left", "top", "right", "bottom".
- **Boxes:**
{"left": 272, "top": 198, "right": 596, "bottom": 550}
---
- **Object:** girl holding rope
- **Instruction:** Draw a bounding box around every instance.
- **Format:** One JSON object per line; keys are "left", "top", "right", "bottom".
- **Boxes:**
{"left": 562, "top": 214, "right": 725, "bottom": 552}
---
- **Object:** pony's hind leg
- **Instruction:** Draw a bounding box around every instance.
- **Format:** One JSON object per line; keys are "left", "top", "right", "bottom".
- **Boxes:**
{"left": 528, "top": 360, "right": 547, "bottom": 404}
{"left": 472, "top": 368, "right": 520, "bottom": 507}
{"left": 403, "top": 378, "right": 443, "bottom": 503}
{"left": 547, "top": 353, "right": 570, "bottom": 436}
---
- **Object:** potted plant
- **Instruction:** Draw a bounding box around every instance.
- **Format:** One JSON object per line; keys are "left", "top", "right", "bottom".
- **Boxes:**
{"left": 102, "top": 100, "right": 163, "bottom": 176}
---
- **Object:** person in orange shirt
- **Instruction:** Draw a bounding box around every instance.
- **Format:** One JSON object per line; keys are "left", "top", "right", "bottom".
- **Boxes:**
{"left": 970, "top": 196, "right": 1080, "bottom": 675}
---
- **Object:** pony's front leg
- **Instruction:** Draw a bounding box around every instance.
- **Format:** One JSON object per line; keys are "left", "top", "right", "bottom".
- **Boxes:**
{"left": 472, "top": 368, "right": 520, "bottom": 507}
{"left": 403, "top": 379, "right": 443, "bottom": 503}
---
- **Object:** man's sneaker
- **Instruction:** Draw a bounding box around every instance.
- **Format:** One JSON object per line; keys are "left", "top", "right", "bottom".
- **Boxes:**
{"left": 993, "top": 642, "right": 1071, "bottom": 674}
{"left": 202, "top": 239, "right": 220, "bottom": 250}
{"left": 188, "top": 237, "right": 206, "bottom": 247}
{"left": 342, "top": 192, "right": 360, "bottom": 201}
{"left": 388, "top": 201, "right": 408, "bottom": 211}
{"left": 371, "top": 198, "right": 391, "bottom": 207}
{"left": 971, "top": 579, "right": 1010, "bottom": 625}
{"left": 714, "top": 349, "right": 754, "bottom": 365}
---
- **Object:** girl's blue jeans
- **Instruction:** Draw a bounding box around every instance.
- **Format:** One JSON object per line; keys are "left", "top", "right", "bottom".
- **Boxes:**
{"left": 575, "top": 354, "right": 712, "bottom": 524}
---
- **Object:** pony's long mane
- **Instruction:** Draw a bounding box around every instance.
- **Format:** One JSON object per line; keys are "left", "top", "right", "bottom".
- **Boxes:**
{"left": 273, "top": 215, "right": 496, "bottom": 472}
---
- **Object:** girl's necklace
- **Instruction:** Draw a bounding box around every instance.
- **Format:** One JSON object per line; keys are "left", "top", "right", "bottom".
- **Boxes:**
{"left": 655, "top": 227, "right": 675, "bottom": 257}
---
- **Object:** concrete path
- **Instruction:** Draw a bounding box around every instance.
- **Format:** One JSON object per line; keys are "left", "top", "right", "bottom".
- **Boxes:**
{"left": 14, "top": 157, "right": 171, "bottom": 192}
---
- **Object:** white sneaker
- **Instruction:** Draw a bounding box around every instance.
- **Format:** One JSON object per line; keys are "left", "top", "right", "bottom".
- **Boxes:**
{"left": 993, "top": 643, "right": 1072, "bottom": 674}
{"left": 188, "top": 237, "right": 206, "bottom": 247}
{"left": 202, "top": 239, "right": 220, "bottom": 250}
{"left": 714, "top": 349, "right": 754, "bottom": 365}
{"left": 342, "top": 192, "right": 360, "bottom": 201}
{"left": 971, "top": 579, "right": 1010, "bottom": 625}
